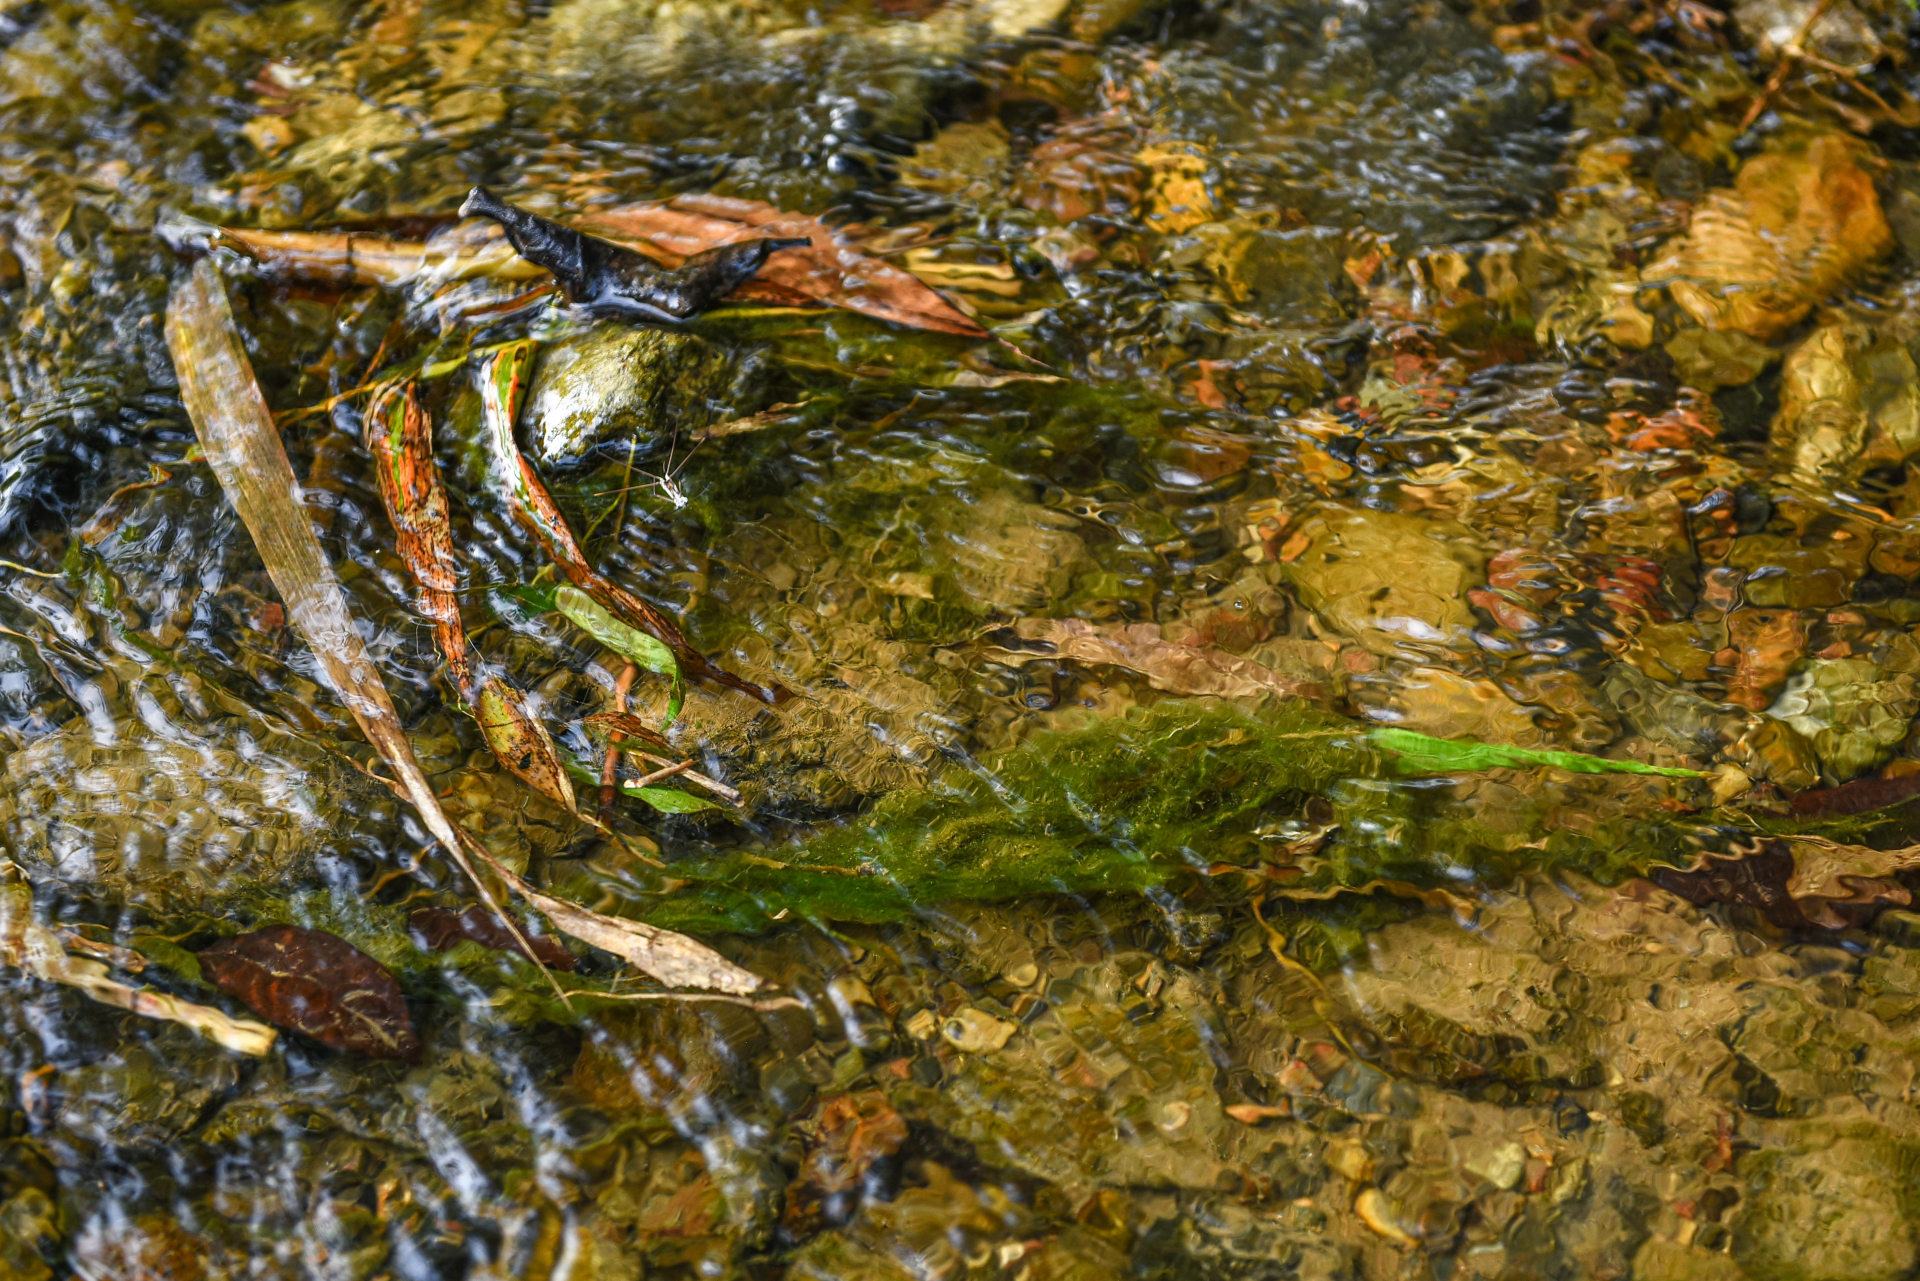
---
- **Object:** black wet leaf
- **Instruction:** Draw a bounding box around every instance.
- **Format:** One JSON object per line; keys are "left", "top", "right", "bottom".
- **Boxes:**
{"left": 459, "top": 185, "right": 806, "bottom": 322}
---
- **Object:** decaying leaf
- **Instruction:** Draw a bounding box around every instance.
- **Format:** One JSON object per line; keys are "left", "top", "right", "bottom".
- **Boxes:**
{"left": 988, "top": 618, "right": 1330, "bottom": 704}
{"left": 1789, "top": 770, "right": 1920, "bottom": 818}
{"left": 459, "top": 832, "right": 765, "bottom": 995}
{"left": 0, "top": 880, "right": 276, "bottom": 1056}
{"left": 782, "top": 1091, "right": 910, "bottom": 1234}
{"left": 1652, "top": 837, "right": 1920, "bottom": 929}
{"left": 460, "top": 185, "right": 808, "bottom": 323}
{"left": 198, "top": 925, "right": 421, "bottom": 1060}
{"left": 166, "top": 260, "right": 765, "bottom": 997}
{"left": 576, "top": 194, "right": 990, "bottom": 338}
{"left": 408, "top": 905, "right": 578, "bottom": 971}
{"left": 478, "top": 343, "right": 781, "bottom": 707}
{"left": 477, "top": 678, "right": 578, "bottom": 812}
{"left": 189, "top": 193, "right": 990, "bottom": 339}
{"left": 364, "top": 381, "right": 475, "bottom": 699}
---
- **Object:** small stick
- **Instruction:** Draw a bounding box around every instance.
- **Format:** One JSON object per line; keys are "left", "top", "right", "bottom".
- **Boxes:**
{"left": 627, "top": 759, "right": 694, "bottom": 790}
{"left": 599, "top": 662, "right": 638, "bottom": 822}
{"left": 1740, "top": 0, "right": 1838, "bottom": 131}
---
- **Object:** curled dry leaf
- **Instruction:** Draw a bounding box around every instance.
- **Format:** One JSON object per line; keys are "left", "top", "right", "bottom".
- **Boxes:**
{"left": 1651, "top": 837, "right": 1920, "bottom": 929}
{"left": 988, "top": 617, "right": 1330, "bottom": 704}
{"left": 459, "top": 831, "right": 766, "bottom": 995}
{"left": 198, "top": 925, "right": 421, "bottom": 1061}
{"left": 477, "top": 343, "right": 782, "bottom": 706}
{"left": 0, "top": 880, "right": 276, "bottom": 1056}
{"left": 408, "top": 905, "right": 578, "bottom": 971}
{"left": 462, "top": 185, "right": 807, "bottom": 323}
{"left": 575, "top": 194, "right": 989, "bottom": 338}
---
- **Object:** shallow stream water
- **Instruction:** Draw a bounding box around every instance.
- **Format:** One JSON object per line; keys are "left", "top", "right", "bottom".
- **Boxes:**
{"left": 8, "top": 0, "right": 1920, "bottom": 1276}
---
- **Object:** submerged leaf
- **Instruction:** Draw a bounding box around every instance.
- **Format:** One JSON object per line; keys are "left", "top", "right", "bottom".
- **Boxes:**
{"left": 624, "top": 784, "right": 718, "bottom": 814}
{"left": 1368, "top": 728, "right": 1704, "bottom": 779}
{"left": 460, "top": 833, "right": 765, "bottom": 994}
{"left": 1652, "top": 838, "right": 1920, "bottom": 929}
{"left": 166, "top": 260, "right": 764, "bottom": 996}
{"left": 990, "top": 618, "right": 1330, "bottom": 704}
{"left": 477, "top": 679, "right": 578, "bottom": 812}
{"left": 460, "top": 185, "right": 807, "bottom": 323}
{"left": 198, "top": 926, "right": 421, "bottom": 1060}
{"left": 364, "top": 381, "right": 475, "bottom": 700}
{"left": 556, "top": 585, "right": 685, "bottom": 724}
{"left": 477, "top": 344, "right": 780, "bottom": 706}
{"left": 408, "top": 906, "right": 578, "bottom": 971}
{"left": 577, "top": 194, "right": 991, "bottom": 338}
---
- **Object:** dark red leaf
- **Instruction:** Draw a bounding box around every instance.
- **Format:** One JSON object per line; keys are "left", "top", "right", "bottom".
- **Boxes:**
{"left": 408, "top": 906, "right": 578, "bottom": 972}
{"left": 1651, "top": 841, "right": 1809, "bottom": 928}
{"left": 198, "top": 925, "right": 421, "bottom": 1061}
{"left": 1789, "top": 771, "right": 1920, "bottom": 819}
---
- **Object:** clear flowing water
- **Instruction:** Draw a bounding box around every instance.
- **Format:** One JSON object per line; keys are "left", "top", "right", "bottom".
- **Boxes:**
{"left": 8, "top": 0, "right": 1920, "bottom": 1276}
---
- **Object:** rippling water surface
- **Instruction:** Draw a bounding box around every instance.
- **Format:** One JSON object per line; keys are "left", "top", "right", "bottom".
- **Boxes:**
{"left": 10, "top": 0, "right": 1920, "bottom": 1275}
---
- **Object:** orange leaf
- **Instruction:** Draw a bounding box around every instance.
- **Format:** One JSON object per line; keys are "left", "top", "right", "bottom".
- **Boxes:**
{"left": 575, "top": 194, "right": 989, "bottom": 338}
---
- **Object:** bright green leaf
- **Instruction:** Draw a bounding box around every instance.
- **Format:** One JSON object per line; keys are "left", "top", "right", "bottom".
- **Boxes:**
{"left": 1368, "top": 727, "right": 1704, "bottom": 778}
{"left": 623, "top": 784, "right": 718, "bottom": 813}
{"left": 555, "top": 584, "right": 686, "bottom": 723}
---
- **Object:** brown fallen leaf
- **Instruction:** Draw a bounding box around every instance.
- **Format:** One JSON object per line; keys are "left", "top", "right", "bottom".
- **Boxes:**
{"left": 1651, "top": 836, "right": 1920, "bottom": 929}
{"left": 198, "top": 925, "right": 421, "bottom": 1061}
{"left": 781, "top": 1090, "right": 910, "bottom": 1235}
{"left": 577, "top": 195, "right": 988, "bottom": 338}
{"left": 408, "top": 905, "right": 578, "bottom": 971}
{"left": 1646, "top": 134, "right": 1891, "bottom": 342}
{"left": 987, "top": 618, "right": 1330, "bottom": 704}
{"left": 477, "top": 677, "right": 578, "bottom": 813}
{"left": 1789, "top": 770, "right": 1920, "bottom": 818}
{"left": 364, "top": 381, "right": 475, "bottom": 699}
{"left": 1723, "top": 608, "right": 1806, "bottom": 711}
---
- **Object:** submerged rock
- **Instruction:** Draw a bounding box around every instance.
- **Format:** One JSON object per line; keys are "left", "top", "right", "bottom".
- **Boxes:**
{"left": 1732, "top": 1133, "right": 1920, "bottom": 1281}
{"left": 1648, "top": 134, "right": 1891, "bottom": 346}
{"left": 1766, "top": 657, "right": 1918, "bottom": 783}
{"left": 1276, "top": 506, "right": 1487, "bottom": 657}
{"left": 520, "top": 324, "right": 745, "bottom": 468}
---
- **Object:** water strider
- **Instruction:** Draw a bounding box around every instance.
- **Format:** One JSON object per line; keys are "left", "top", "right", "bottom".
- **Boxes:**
{"left": 11, "top": 0, "right": 1920, "bottom": 1275}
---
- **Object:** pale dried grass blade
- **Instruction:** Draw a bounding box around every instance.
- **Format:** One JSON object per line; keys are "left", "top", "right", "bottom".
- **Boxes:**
{"left": 1, "top": 881, "right": 277, "bottom": 1056}
{"left": 458, "top": 831, "right": 766, "bottom": 995}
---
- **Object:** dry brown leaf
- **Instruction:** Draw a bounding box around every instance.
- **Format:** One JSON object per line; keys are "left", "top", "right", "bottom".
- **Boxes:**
{"left": 989, "top": 618, "right": 1330, "bottom": 704}
{"left": 1652, "top": 836, "right": 1920, "bottom": 929}
{"left": 575, "top": 194, "right": 988, "bottom": 337}
{"left": 193, "top": 193, "right": 989, "bottom": 339}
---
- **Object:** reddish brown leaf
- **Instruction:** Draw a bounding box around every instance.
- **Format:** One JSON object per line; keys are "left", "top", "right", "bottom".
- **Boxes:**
{"left": 576, "top": 195, "right": 988, "bottom": 339}
{"left": 408, "top": 906, "right": 578, "bottom": 972}
{"left": 581, "top": 709, "right": 675, "bottom": 753}
{"left": 477, "top": 677, "right": 578, "bottom": 812}
{"left": 781, "top": 1091, "right": 909, "bottom": 1234}
{"left": 1724, "top": 608, "right": 1806, "bottom": 711}
{"left": 364, "top": 381, "right": 475, "bottom": 701}
{"left": 198, "top": 925, "right": 421, "bottom": 1061}
{"left": 1790, "top": 771, "right": 1920, "bottom": 818}
{"left": 1652, "top": 837, "right": 1920, "bottom": 929}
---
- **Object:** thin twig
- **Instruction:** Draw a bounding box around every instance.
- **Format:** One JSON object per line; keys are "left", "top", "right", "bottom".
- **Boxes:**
{"left": 600, "top": 662, "right": 638, "bottom": 822}
{"left": 1740, "top": 0, "right": 1838, "bottom": 131}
